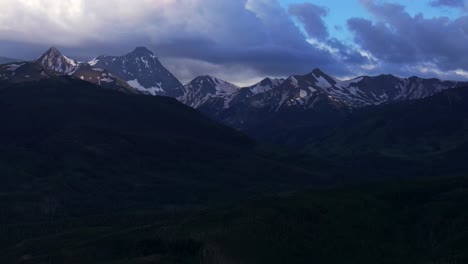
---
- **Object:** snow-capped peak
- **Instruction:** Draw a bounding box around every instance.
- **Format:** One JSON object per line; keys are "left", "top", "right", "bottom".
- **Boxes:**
{"left": 36, "top": 47, "right": 78, "bottom": 74}
{"left": 310, "top": 68, "right": 326, "bottom": 77}
{"left": 88, "top": 47, "right": 184, "bottom": 97}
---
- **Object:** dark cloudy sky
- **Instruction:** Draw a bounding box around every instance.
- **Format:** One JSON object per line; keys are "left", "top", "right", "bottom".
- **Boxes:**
{"left": 0, "top": 0, "right": 467, "bottom": 85}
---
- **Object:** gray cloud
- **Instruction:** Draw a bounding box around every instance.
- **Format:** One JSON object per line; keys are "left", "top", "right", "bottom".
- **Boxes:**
{"left": 347, "top": 0, "right": 468, "bottom": 79}
{"left": 0, "top": 0, "right": 358, "bottom": 84}
{"left": 0, "top": 0, "right": 466, "bottom": 83}
{"left": 288, "top": 3, "right": 329, "bottom": 40}
{"left": 326, "top": 38, "right": 372, "bottom": 65}
{"left": 430, "top": 0, "right": 465, "bottom": 8}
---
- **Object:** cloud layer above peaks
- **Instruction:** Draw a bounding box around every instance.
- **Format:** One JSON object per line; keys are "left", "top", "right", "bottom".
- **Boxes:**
{"left": 0, "top": 0, "right": 467, "bottom": 84}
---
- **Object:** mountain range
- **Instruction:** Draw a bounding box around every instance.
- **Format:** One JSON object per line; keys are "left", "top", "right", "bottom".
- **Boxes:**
{"left": 1, "top": 47, "right": 468, "bottom": 263}
{"left": 200, "top": 69, "right": 467, "bottom": 144}
{"left": 1, "top": 47, "right": 468, "bottom": 146}
{"left": 0, "top": 56, "right": 19, "bottom": 64}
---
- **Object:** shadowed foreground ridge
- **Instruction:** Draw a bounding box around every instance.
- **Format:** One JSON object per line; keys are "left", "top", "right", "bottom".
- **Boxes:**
{"left": 0, "top": 78, "right": 327, "bottom": 227}
{"left": 0, "top": 67, "right": 467, "bottom": 264}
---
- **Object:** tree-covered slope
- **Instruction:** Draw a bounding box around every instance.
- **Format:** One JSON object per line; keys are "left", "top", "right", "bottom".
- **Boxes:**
{"left": 0, "top": 78, "right": 327, "bottom": 226}
{"left": 3, "top": 176, "right": 468, "bottom": 264}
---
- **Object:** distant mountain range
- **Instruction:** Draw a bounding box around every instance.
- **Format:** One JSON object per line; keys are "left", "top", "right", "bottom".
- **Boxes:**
{"left": 192, "top": 69, "right": 467, "bottom": 144}
{"left": 0, "top": 56, "right": 19, "bottom": 64}
{"left": 0, "top": 48, "right": 136, "bottom": 93}
{"left": 1, "top": 47, "right": 467, "bottom": 145}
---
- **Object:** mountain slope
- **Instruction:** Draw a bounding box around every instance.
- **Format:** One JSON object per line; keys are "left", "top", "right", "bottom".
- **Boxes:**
{"left": 197, "top": 72, "right": 352, "bottom": 145}
{"left": 0, "top": 62, "right": 56, "bottom": 82}
{"left": 0, "top": 60, "right": 137, "bottom": 93}
{"left": 90, "top": 47, "right": 184, "bottom": 97}
{"left": 178, "top": 75, "right": 239, "bottom": 108}
{"left": 69, "top": 63, "right": 138, "bottom": 93}
{"left": 308, "top": 85, "right": 468, "bottom": 179}
{"left": 0, "top": 78, "right": 328, "bottom": 227}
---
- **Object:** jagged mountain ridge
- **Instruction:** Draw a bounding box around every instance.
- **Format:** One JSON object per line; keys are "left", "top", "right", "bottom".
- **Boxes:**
{"left": 178, "top": 76, "right": 286, "bottom": 118}
{"left": 24, "top": 47, "right": 183, "bottom": 96}
{"left": 309, "top": 69, "right": 465, "bottom": 108}
{"left": 25, "top": 48, "right": 136, "bottom": 93}
{"left": 178, "top": 75, "right": 240, "bottom": 108}
{"left": 0, "top": 61, "right": 135, "bottom": 94}
{"left": 182, "top": 69, "right": 467, "bottom": 145}
{"left": 89, "top": 47, "right": 184, "bottom": 97}
{"left": 26, "top": 47, "right": 467, "bottom": 112}
{"left": 191, "top": 68, "right": 467, "bottom": 113}
{"left": 0, "top": 62, "right": 56, "bottom": 83}
{"left": 4, "top": 46, "right": 468, "bottom": 122}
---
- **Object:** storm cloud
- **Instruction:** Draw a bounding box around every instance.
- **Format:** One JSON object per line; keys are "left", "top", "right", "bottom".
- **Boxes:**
{"left": 0, "top": 0, "right": 356, "bottom": 84}
{"left": 348, "top": 0, "right": 468, "bottom": 79}
{"left": 0, "top": 0, "right": 466, "bottom": 83}
{"left": 288, "top": 3, "right": 329, "bottom": 40}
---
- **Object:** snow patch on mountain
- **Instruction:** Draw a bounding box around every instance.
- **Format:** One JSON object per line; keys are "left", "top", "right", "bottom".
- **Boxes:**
{"left": 248, "top": 78, "right": 285, "bottom": 94}
{"left": 299, "top": 90, "right": 308, "bottom": 98}
{"left": 88, "top": 58, "right": 99, "bottom": 66}
{"left": 128, "top": 79, "right": 164, "bottom": 95}
{"left": 289, "top": 76, "right": 299, "bottom": 88}
{"left": 6, "top": 63, "right": 25, "bottom": 71}
{"left": 314, "top": 76, "right": 332, "bottom": 88}
{"left": 100, "top": 78, "right": 114, "bottom": 83}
